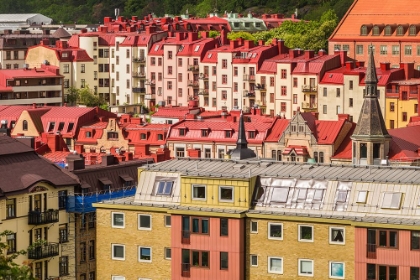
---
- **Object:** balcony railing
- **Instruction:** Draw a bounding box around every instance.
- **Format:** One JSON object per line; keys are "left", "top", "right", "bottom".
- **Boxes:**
{"left": 243, "top": 91, "right": 255, "bottom": 98}
{"left": 181, "top": 263, "right": 191, "bottom": 277}
{"left": 199, "top": 73, "right": 208, "bottom": 80}
{"left": 132, "top": 57, "right": 146, "bottom": 63}
{"left": 243, "top": 74, "right": 256, "bottom": 81}
{"left": 28, "top": 210, "right": 59, "bottom": 225}
{"left": 366, "top": 243, "right": 376, "bottom": 259}
{"left": 188, "top": 80, "right": 199, "bottom": 87}
{"left": 133, "top": 87, "right": 146, "bottom": 93}
{"left": 188, "top": 65, "right": 199, "bottom": 72}
{"left": 145, "top": 94, "right": 155, "bottom": 100}
{"left": 301, "top": 102, "right": 317, "bottom": 110}
{"left": 28, "top": 243, "right": 59, "bottom": 259}
{"left": 255, "top": 84, "right": 266, "bottom": 91}
{"left": 145, "top": 80, "right": 155, "bottom": 85}
{"left": 132, "top": 72, "right": 146, "bottom": 78}
{"left": 198, "top": 89, "right": 209, "bottom": 95}
{"left": 302, "top": 85, "right": 318, "bottom": 92}
{"left": 181, "top": 230, "right": 190, "bottom": 244}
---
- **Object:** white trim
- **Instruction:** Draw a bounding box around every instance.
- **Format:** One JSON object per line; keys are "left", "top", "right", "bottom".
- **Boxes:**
{"left": 138, "top": 214, "right": 152, "bottom": 231}
{"left": 192, "top": 184, "right": 207, "bottom": 200}
{"left": 356, "top": 190, "right": 368, "bottom": 203}
{"left": 329, "top": 227, "right": 345, "bottom": 245}
{"left": 329, "top": 261, "right": 345, "bottom": 279}
{"left": 164, "top": 215, "right": 171, "bottom": 227}
{"left": 298, "top": 259, "right": 314, "bottom": 277}
{"left": 164, "top": 247, "right": 171, "bottom": 260}
{"left": 250, "top": 254, "right": 258, "bottom": 267}
{"left": 112, "top": 276, "right": 125, "bottom": 280}
{"left": 138, "top": 246, "right": 152, "bottom": 263}
{"left": 298, "top": 225, "right": 314, "bottom": 242}
{"left": 268, "top": 256, "right": 283, "bottom": 274}
{"left": 111, "top": 212, "right": 125, "bottom": 228}
{"left": 268, "top": 222, "right": 283, "bottom": 240}
{"left": 219, "top": 185, "right": 234, "bottom": 202}
{"left": 250, "top": 221, "right": 258, "bottom": 233}
{"left": 111, "top": 244, "right": 125, "bottom": 260}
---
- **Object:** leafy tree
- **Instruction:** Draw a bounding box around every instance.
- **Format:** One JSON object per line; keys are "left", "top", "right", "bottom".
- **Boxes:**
{"left": 78, "top": 86, "right": 107, "bottom": 107}
{"left": 66, "top": 87, "right": 79, "bottom": 106}
{"left": 227, "top": 31, "right": 257, "bottom": 43}
{"left": 0, "top": 230, "right": 35, "bottom": 280}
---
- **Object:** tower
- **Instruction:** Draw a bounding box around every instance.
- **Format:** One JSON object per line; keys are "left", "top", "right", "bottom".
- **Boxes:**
{"left": 229, "top": 111, "right": 256, "bottom": 160}
{"left": 351, "top": 45, "right": 391, "bottom": 165}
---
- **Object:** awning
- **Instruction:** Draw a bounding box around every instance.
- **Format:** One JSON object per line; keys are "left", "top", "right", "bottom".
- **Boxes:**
{"left": 120, "top": 175, "right": 134, "bottom": 182}
{"left": 98, "top": 177, "right": 113, "bottom": 185}
{"left": 80, "top": 181, "right": 92, "bottom": 189}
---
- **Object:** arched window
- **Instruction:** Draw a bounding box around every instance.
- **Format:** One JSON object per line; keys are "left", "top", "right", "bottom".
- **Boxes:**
{"left": 22, "top": 120, "right": 28, "bottom": 131}
{"left": 372, "top": 26, "right": 380, "bottom": 36}
{"left": 384, "top": 26, "right": 392, "bottom": 36}
{"left": 409, "top": 25, "right": 417, "bottom": 36}
{"left": 361, "top": 25, "right": 368, "bottom": 35}
{"left": 397, "top": 25, "right": 404, "bottom": 36}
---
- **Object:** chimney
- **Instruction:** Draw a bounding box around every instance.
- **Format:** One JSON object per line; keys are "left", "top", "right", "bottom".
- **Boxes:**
{"left": 118, "top": 16, "right": 125, "bottom": 22}
{"left": 230, "top": 40, "right": 239, "bottom": 49}
{"left": 176, "top": 32, "right": 184, "bottom": 41}
{"left": 244, "top": 40, "right": 254, "bottom": 49}
{"left": 104, "top": 17, "right": 112, "bottom": 24}
{"left": 337, "top": 113, "right": 349, "bottom": 121}
{"left": 188, "top": 32, "right": 198, "bottom": 42}
{"left": 42, "top": 29, "right": 50, "bottom": 35}
{"left": 318, "top": 49, "right": 326, "bottom": 56}
{"left": 101, "top": 154, "right": 115, "bottom": 166}
{"left": 380, "top": 62, "right": 390, "bottom": 71}
{"left": 339, "top": 50, "right": 347, "bottom": 66}
{"left": 304, "top": 50, "right": 315, "bottom": 59}
{"left": 220, "top": 28, "right": 228, "bottom": 45}
{"left": 289, "top": 49, "right": 298, "bottom": 58}
{"left": 66, "top": 153, "right": 85, "bottom": 171}
{"left": 132, "top": 16, "right": 138, "bottom": 21}
{"left": 277, "top": 40, "right": 287, "bottom": 54}
{"left": 200, "top": 31, "right": 209, "bottom": 38}
{"left": 311, "top": 112, "right": 319, "bottom": 120}
{"left": 40, "top": 39, "right": 49, "bottom": 46}
{"left": 258, "top": 39, "right": 264, "bottom": 46}
{"left": 345, "top": 61, "right": 355, "bottom": 70}
{"left": 356, "top": 61, "right": 365, "bottom": 67}
{"left": 400, "top": 62, "right": 414, "bottom": 79}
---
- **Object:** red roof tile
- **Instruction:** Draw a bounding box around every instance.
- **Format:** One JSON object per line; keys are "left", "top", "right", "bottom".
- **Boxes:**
{"left": 388, "top": 126, "right": 420, "bottom": 160}
{"left": 265, "top": 118, "right": 289, "bottom": 142}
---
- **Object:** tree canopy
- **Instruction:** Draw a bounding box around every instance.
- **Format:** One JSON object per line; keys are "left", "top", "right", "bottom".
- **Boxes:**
{"left": 66, "top": 86, "right": 108, "bottom": 110}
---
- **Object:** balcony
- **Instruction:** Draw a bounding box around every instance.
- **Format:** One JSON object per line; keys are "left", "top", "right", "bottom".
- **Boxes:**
{"left": 188, "top": 65, "right": 199, "bottom": 72}
{"left": 255, "top": 100, "right": 267, "bottom": 108}
{"left": 198, "top": 89, "right": 209, "bottom": 96}
{"left": 243, "top": 90, "right": 255, "bottom": 98}
{"left": 132, "top": 57, "right": 146, "bottom": 63}
{"left": 145, "top": 94, "right": 155, "bottom": 100}
{"left": 133, "top": 87, "right": 146, "bottom": 93}
{"left": 302, "top": 85, "right": 318, "bottom": 92}
{"left": 255, "top": 83, "right": 266, "bottom": 91}
{"left": 243, "top": 74, "right": 256, "bottom": 81}
{"left": 198, "top": 73, "right": 209, "bottom": 80}
{"left": 366, "top": 243, "right": 376, "bottom": 259}
{"left": 28, "top": 243, "right": 59, "bottom": 259}
{"left": 28, "top": 210, "right": 59, "bottom": 225}
{"left": 301, "top": 102, "right": 317, "bottom": 110}
{"left": 145, "top": 80, "right": 155, "bottom": 86}
{"left": 132, "top": 72, "right": 146, "bottom": 78}
{"left": 181, "top": 263, "right": 191, "bottom": 277}
{"left": 188, "top": 80, "right": 199, "bottom": 87}
{"left": 181, "top": 230, "right": 190, "bottom": 244}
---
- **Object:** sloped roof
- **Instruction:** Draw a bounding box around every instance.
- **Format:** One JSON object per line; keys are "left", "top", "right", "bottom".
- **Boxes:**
{"left": 52, "top": 28, "right": 72, "bottom": 38}
{"left": 388, "top": 126, "right": 420, "bottom": 160}
{"left": 265, "top": 118, "right": 289, "bottom": 142}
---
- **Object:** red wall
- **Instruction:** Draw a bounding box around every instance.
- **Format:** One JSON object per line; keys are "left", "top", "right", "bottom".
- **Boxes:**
{"left": 355, "top": 227, "right": 420, "bottom": 279}
{"left": 171, "top": 215, "right": 244, "bottom": 280}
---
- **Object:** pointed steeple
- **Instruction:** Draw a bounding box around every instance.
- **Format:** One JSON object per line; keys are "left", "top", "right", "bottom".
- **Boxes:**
{"left": 351, "top": 45, "right": 391, "bottom": 165}
{"left": 229, "top": 110, "right": 256, "bottom": 160}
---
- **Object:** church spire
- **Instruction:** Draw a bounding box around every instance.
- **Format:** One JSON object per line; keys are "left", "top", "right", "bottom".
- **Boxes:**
{"left": 229, "top": 110, "right": 256, "bottom": 160}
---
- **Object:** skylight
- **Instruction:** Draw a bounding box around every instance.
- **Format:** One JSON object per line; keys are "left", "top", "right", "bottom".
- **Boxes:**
{"left": 156, "top": 181, "right": 174, "bottom": 195}
{"left": 154, "top": 45, "right": 159, "bottom": 51}
{"left": 194, "top": 45, "right": 200, "bottom": 52}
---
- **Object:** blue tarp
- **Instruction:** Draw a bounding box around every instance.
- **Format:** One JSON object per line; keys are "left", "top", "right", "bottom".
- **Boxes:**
{"left": 66, "top": 188, "right": 136, "bottom": 213}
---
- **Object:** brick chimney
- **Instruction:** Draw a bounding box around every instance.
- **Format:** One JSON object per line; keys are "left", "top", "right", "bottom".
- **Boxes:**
{"left": 345, "top": 61, "right": 355, "bottom": 70}
{"left": 380, "top": 62, "right": 391, "bottom": 71}
{"left": 304, "top": 50, "right": 315, "bottom": 60}
{"left": 101, "top": 154, "right": 115, "bottom": 166}
{"left": 318, "top": 49, "right": 326, "bottom": 56}
{"left": 244, "top": 40, "right": 254, "bottom": 49}
{"left": 220, "top": 28, "right": 228, "bottom": 45}
{"left": 337, "top": 113, "right": 349, "bottom": 121}
{"left": 188, "top": 32, "right": 198, "bottom": 42}
{"left": 66, "top": 153, "right": 85, "bottom": 171}
{"left": 400, "top": 62, "right": 414, "bottom": 79}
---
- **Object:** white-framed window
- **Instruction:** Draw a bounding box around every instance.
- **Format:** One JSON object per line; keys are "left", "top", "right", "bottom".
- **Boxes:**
{"left": 164, "top": 215, "right": 171, "bottom": 227}
{"left": 138, "top": 215, "right": 152, "bottom": 230}
{"left": 112, "top": 212, "right": 125, "bottom": 228}
{"left": 356, "top": 191, "right": 368, "bottom": 203}
{"left": 139, "top": 246, "right": 152, "bottom": 262}
{"left": 250, "top": 221, "right": 258, "bottom": 233}
{"left": 381, "top": 192, "right": 402, "bottom": 209}
{"left": 164, "top": 247, "right": 171, "bottom": 260}
{"left": 250, "top": 254, "right": 258, "bottom": 266}
{"left": 298, "top": 259, "right": 314, "bottom": 276}
{"left": 268, "top": 257, "right": 283, "bottom": 274}
{"left": 268, "top": 223, "right": 283, "bottom": 240}
{"left": 138, "top": 278, "right": 151, "bottom": 280}
{"left": 112, "top": 244, "right": 125, "bottom": 260}
{"left": 112, "top": 276, "right": 125, "bottom": 280}
{"left": 298, "top": 225, "right": 313, "bottom": 242}
{"left": 330, "top": 227, "right": 345, "bottom": 245}
{"left": 329, "top": 261, "right": 345, "bottom": 279}
{"left": 155, "top": 180, "right": 174, "bottom": 196}
{"left": 219, "top": 186, "right": 234, "bottom": 202}
{"left": 192, "top": 184, "right": 206, "bottom": 200}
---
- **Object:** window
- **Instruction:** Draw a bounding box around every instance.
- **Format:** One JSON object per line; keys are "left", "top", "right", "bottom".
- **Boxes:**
{"left": 89, "top": 272, "right": 95, "bottom": 280}
{"left": 405, "top": 45, "right": 412, "bottom": 55}
{"left": 112, "top": 244, "right": 125, "bottom": 260}
{"left": 138, "top": 215, "right": 151, "bottom": 230}
{"left": 139, "top": 247, "right": 152, "bottom": 262}
{"left": 111, "top": 277, "right": 124, "bottom": 280}
{"left": 81, "top": 79, "right": 86, "bottom": 88}
{"left": 219, "top": 186, "right": 233, "bottom": 202}
{"left": 151, "top": 57, "right": 156, "bottom": 65}
{"left": 248, "top": 255, "right": 257, "bottom": 267}
{"left": 392, "top": 45, "right": 400, "bottom": 55}
{"left": 222, "top": 59, "right": 227, "bottom": 68}
{"left": 380, "top": 45, "right": 387, "bottom": 55}
{"left": 6, "top": 198, "right": 16, "bottom": 218}
{"left": 403, "top": 112, "right": 408, "bottom": 122}
{"left": 222, "top": 75, "right": 227, "bottom": 84}
{"left": 381, "top": 192, "right": 402, "bottom": 209}
{"left": 298, "top": 225, "right": 313, "bottom": 242}
{"left": 6, "top": 233, "right": 16, "bottom": 254}
{"left": 389, "top": 102, "right": 395, "bottom": 112}
{"left": 164, "top": 216, "right": 171, "bottom": 227}
{"left": 369, "top": 229, "right": 398, "bottom": 248}
{"left": 329, "top": 261, "right": 345, "bottom": 279}
{"left": 112, "top": 212, "right": 124, "bottom": 228}
{"left": 357, "top": 191, "right": 368, "bottom": 203}
{"left": 220, "top": 218, "right": 228, "bottom": 236}
{"left": 58, "top": 190, "right": 67, "bottom": 210}
{"left": 80, "top": 242, "right": 87, "bottom": 262}
{"left": 411, "top": 231, "right": 420, "bottom": 250}
{"left": 281, "top": 102, "right": 286, "bottom": 112}
{"left": 411, "top": 267, "right": 419, "bottom": 280}
{"left": 298, "top": 259, "right": 314, "bottom": 276}
{"left": 281, "top": 69, "right": 287, "bottom": 79}
{"left": 336, "top": 88, "right": 340, "bottom": 97}
{"left": 155, "top": 180, "right": 174, "bottom": 196}
{"left": 22, "top": 120, "right": 28, "bottom": 131}
{"left": 178, "top": 58, "right": 182, "bottom": 67}
{"left": 225, "top": 130, "right": 232, "bottom": 138}
{"left": 89, "top": 240, "right": 95, "bottom": 260}
{"left": 250, "top": 221, "right": 258, "bottom": 233}
{"left": 201, "top": 129, "right": 209, "bottom": 137}
{"left": 59, "top": 224, "right": 68, "bottom": 243}
{"left": 323, "top": 87, "right": 327, "bottom": 96}
{"left": 323, "top": 105, "right": 327, "bottom": 114}
{"left": 270, "top": 77, "right": 275, "bottom": 86}
{"left": 192, "top": 251, "right": 209, "bottom": 267}
{"left": 168, "top": 51, "right": 172, "bottom": 59}
{"left": 268, "top": 257, "right": 283, "bottom": 274}
{"left": 349, "top": 98, "right": 353, "bottom": 107}
{"left": 63, "top": 64, "right": 69, "bottom": 73}
{"left": 59, "top": 256, "right": 69, "bottom": 276}
{"left": 268, "top": 223, "right": 283, "bottom": 240}
{"left": 367, "top": 264, "right": 397, "bottom": 280}
{"left": 191, "top": 217, "right": 209, "bottom": 234}
{"left": 192, "top": 185, "right": 206, "bottom": 200}
{"left": 165, "top": 247, "right": 171, "bottom": 259}
{"left": 176, "top": 147, "right": 185, "bottom": 157}
{"left": 281, "top": 86, "right": 287, "bottom": 96}
{"left": 330, "top": 227, "right": 345, "bottom": 244}
{"left": 220, "top": 252, "right": 228, "bottom": 269}
{"left": 356, "top": 45, "right": 363, "bottom": 55}
{"left": 81, "top": 64, "right": 85, "bottom": 73}
{"left": 390, "top": 120, "right": 395, "bottom": 129}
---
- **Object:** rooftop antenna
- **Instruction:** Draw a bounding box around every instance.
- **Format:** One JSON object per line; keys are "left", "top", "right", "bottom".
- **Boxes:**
{"left": 294, "top": 8, "right": 298, "bottom": 18}
{"left": 115, "top": 8, "right": 120, "bottom": 20}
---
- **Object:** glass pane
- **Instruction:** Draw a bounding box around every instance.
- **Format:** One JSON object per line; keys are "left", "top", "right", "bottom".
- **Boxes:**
{"left": 379, "top": 266, "right": 387, "bottom": 279}
{"left": 182, "top": 249, "right": 190, "bottom": 263}
{"left": 164, "top": 182, "right": 173, "bottom": 194}
{"left": 270, "top": 258, "right": 282, "bottom": 271}
{"left": 379, "top": 231, "right": 387, "bottom": 246}
{"left": 202, "top": 252, "right": 209, "bottom": 267}
{"left": 412, "top": 231, "right": 420, "bottom": 249}
{"left": 389, "top": 266, "right": 397, "bottom": 280}
{"left": 300, "top": 260, "right": 312, "bottom": 274}
{"left": 113, "top": 214, "right": 124, "bottom": 226}
{"left": 157, "top": 182, "right": 165, "bottom": 194}
{"left": 297, "top": 189, "right": 307, "bottom": 200}
{"left": 300, "top": 226, "right": 312, "bottom": 240}
{"left": 313, "top": 189, "right": 324, "bottom": 201}
{"left": 390, "top": 231, "right": 397, "bottom": 247}
{"left": 202, "top": 220, "right": 209, "bottom": 234}
{"left": 271, "top": 188, "right": 289, "bottom": 203}
{"left": 182, "top": 216, "right": 189, "bottom": 231}
{"left": 114, "top": 246, "right": 124, "bottom": 258}
{"left": 367, "top": 264, "right": 376, "bottom": 279}
{"left": 141, "top": 247, "right": 150, "bottom": 259}
{"left": 270, "top": 224, "right": 282, "bottom": 238}
{"left": 411, "top": 267, "right": 419, "bottom": 280}
{"left": 251, "top": 222, "right": 258, "bottom": 232}
{"left": 367, "top": 229, "right": 376, "bottom": 244}
{"left": 140, "top": 216, "right": 150, "bottom": 228}
{"left": 220, "top": 218, "right": 228, "bottom": 236}
{"left": 192, "top": 251, "right": 199, "bottom": 266}
{"left": 220, "top": 187, "right": 233, "bottom": 200}
{"left": 331, "top": 228, "right": 344, "bottom": 242}
{"left": 331, "top": 262, "right": 344, "bottom": 277}
{"left": 192, "top": 219, "right": 199, "bottom": 233}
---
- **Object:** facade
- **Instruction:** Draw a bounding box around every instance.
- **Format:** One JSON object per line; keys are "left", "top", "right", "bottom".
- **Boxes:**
{"left": 0, "top": 135, "right": 78, "bottom": 280}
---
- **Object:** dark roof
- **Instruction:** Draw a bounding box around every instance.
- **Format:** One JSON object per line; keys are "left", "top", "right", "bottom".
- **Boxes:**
{"left": 0, "top": 135, "right": 78, "bottom": 196}
{"left": 230, "top": 111, "right": 256, "bottom": 160}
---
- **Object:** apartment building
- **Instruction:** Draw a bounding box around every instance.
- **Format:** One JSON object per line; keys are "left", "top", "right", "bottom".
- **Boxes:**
{"left": 0, "top": 135, "right": 78, "bottom": 280}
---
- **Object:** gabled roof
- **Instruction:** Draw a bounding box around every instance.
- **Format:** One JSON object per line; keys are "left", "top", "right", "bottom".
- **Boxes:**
{"left": 388, "top": 126, "right": 420, "bottom": 160}
{"left": 265, "top": 118, "right": 289, "bottom": 142}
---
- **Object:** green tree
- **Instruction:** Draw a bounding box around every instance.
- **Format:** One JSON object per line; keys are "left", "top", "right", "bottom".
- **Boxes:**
{"left": 78, "top": 86, "right": 107, "bottom": 107}
{"left": 0, "top": 230, "right": 35, "bottom": 280}
{"left": 227, "top": 31, "right": 256, "bottom": 43}
{"left": 66, "top": 87, "right": 79, "bottom": 106}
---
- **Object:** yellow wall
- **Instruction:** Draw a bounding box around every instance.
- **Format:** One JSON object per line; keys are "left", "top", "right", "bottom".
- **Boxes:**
{"left": 180, "top": 176, "right": 255, "bottom": 209}
{"left": 11, "top": 110, "right": 43, "bottom": 137}
{"left": 386, "top": 98, "right": 418, "bottom": 129}
{"left": 95, "top": 206, "right": 171, "bottom": 280}
{"left": 26, "top": 47, "right": 60, "bottom": 68}
{"left": 246, "top": 216, "right": 354, "bottom": 280}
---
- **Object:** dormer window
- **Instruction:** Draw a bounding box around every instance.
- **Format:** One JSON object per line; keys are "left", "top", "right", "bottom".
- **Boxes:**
{"left": 372, "top": 26, "right": 380, "bottom": 36}
{"left": 120, "top": 175, "right": 134, "bottom": 187}
{"left": 225, "top": 130, "right": 232, "bottom": 138}
{"left": 22, "top": 120, "right": 28, "bottom": 131}
{"left": 361, "top": 25, "right": 368, "bottom": 36}
{"left": 155, "top": 179, "right": 174, "bottom": 196}
{"left": 48, "top": 122, "right": 55, "bottom": 132}
{"left": 384, "top": 25, "right": 392, "bottom": 36}
{"left": 179, "top": 128, "right": 186, "bottom": 136}
{"left": 62, "top": 52, "right": 68, "bottom": 58}
{"left": 58, "top": 122, "right": 65, "bottom": 131}
{"left": 397, "top": 25, "right": 404, "bottom": 36}
{"left": 409, "top": 25, "right": 417, "bottom": 36}
{"left": 158, "top": 134, "right": 164, "bottom": 140}
{"left": 255, "top": 22, "right": 261, "bottom": 28}
{"left": 86, "top": 131, "right": 92, "bottom": 138}
{"left": 99, "top": 177, "right": 113, "bottom": 191}
{"left": 248, "top": 131, "right": 256, "bottom": 139}
{"left": 140, "top": 133, "right": 147, "bottom": 140}
{"left": 381, "top": 192, "right": 402, "bottom": 209}
{"left": 201, "top": 129, "right": 209, "bottom": 137}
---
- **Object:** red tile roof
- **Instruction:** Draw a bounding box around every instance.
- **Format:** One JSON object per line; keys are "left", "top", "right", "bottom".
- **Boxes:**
{"left": 331, "top": 123, "right": 356, "bottom": 159}
{"left": 265, "top": 118, "right": 289, "bottom": 142}
{"left": 388, "top": 126, "right": 420, "bottom": 161}
{"left": 153, "top": 106, "right": 200, "bottom": 118}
